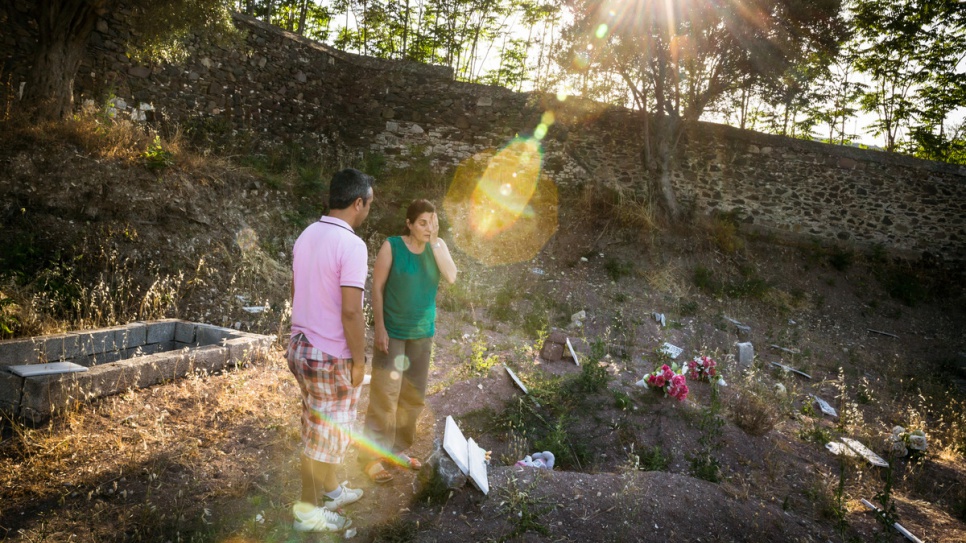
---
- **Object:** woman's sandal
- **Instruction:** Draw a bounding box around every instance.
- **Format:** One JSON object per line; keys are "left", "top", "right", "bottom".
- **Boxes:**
{"left": 365, "top": 460, "right": 394, "bottom": 484}
{"left": 397, "top": 453, "right": 422, "bottom": 471}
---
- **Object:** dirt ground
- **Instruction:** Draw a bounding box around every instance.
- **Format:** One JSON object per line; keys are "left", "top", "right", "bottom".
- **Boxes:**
{"left": 1, "top": 125, "right": 965, "bottom": 543}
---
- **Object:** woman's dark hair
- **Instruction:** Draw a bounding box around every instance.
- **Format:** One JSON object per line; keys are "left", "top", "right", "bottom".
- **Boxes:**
{"left": 329, "top": 168, "right": 374, "bottom": 210}
{"left": 404, "top": 199, "right": 435, "bottom": 233}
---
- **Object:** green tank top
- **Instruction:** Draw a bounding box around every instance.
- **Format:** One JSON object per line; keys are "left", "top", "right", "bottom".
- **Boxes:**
{"left": 384, "top": 236, "right": 440, "bottom": 339}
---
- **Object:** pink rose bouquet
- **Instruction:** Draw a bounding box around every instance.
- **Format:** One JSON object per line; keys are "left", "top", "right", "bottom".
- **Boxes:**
{"left": 640, "top": 363, "right": 689, "bottom": 401}
{"left": 685, "top": 355, "right": 718, "bottom": 382}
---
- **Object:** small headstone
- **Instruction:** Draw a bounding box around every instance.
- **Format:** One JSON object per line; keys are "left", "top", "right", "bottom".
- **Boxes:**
{"left": 840, "top": 437, "right": 889, "bottom": 467}
{"left": 653, "top": 313, "right": 666, "bottom": 327}
{"left": 735, "top": 324, "right": 751, "bottom": 339}
{"left": 660, "top": 342, "right": 683, "bottom": 360}
{"left": 566, "top": 338, "right": 580, "bottom": 366}
{"left": 736, "top": 342, "right": 754, "bottom": 370}
{"left": 813, "top": 395, "right": 838, "bottom": 417}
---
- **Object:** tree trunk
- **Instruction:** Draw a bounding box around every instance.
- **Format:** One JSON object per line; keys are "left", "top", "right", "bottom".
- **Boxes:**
{"left": 651, "top": 114, "right": 680, "bottom": 221}
{"left": 23, "top": 0, "right": 107, "bottom": 121}
{"left": 297, "top": 0, "right": 308, "bottom": 35}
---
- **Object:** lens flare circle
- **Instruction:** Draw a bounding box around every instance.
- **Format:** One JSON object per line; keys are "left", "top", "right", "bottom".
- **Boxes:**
{"left": 444, "top": 136, "right": 558, "bottom": 266}
{"left": 393, "top": 354, "right": 410, "bottom": 372}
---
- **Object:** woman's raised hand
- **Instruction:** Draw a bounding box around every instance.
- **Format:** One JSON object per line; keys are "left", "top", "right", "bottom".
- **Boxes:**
{"left": 430, "top": 212, "right": 440, "bottom": 248}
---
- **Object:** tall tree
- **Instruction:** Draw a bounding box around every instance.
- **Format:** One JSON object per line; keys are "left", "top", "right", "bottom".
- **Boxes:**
{"left": 558, "top": 0, "right": 845, "bottom": 219}
{"left": 22, "top": 0, "right": 235, "bottom": 121}
{"left": 851, "top": 0, "right": 966, "bottom": 154}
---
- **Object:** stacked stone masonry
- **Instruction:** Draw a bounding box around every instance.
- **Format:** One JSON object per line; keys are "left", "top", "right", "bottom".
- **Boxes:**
{"left": 0, "top": 319, "right": 273, "bottom": 423}
{"left": 1, "top": 2, "right": 963, "bottom": 261}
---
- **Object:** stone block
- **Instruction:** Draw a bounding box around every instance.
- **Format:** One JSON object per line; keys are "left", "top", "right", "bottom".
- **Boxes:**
{"left": 19, "top": 371, "right": 96, "bottom": 424}
{"left": 0, "top": 337, "right": 44, "bottom": 366}
{"left": 145, "top": 319, "right": 178, "bottom": 344}
{"left": 175, "top": 321, "right": 197, "bottom": 344}
{"left": 43, "top": 333, "right": 80, "bottom": 362}
{"left": 540, "top": 340, "right": 564, "bottom": 361}
{"left": 0, "top": 370, "right": 24, "bottom": 414}
{"left": 196, "top": 324, "right": 232, "bottom": 346}
{"left": 189, "top": 345, "right": 230, "bottom": 374}
{"left": 80, "top": 350, "right": 123, "bottom": 367}
{"left": 421, "top": 437, "right": 467, "bottom": 491}
{"left": 129, "top": 351, "right": 191, "bottom": 388}
{"left": 74, "top": 329, "right": 118, "bottom": 357}
{"left": 115, "top": 323, "right": 147, "bottom": 350}
{"left": 225, "top": 337, "right": 269, "bottom": 366}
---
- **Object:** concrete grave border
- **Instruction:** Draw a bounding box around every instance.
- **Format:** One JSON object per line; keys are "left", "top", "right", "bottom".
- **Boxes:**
{"left": 0, "top": 319, "right": 274, "bottom": 423}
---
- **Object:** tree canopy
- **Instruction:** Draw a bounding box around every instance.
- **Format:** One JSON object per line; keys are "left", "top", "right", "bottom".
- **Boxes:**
{"left": 554, "top": 0, "right": 846, "bottom": 218}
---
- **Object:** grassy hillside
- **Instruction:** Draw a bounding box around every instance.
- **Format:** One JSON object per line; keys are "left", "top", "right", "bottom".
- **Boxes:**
{"left": 1, "top": 110, "right": 965, "bottom": 542}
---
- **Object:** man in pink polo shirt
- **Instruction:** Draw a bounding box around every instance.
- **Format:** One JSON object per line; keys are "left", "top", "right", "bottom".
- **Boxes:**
{"left": 287, "top": 168, "right": 374, "bottom": 533}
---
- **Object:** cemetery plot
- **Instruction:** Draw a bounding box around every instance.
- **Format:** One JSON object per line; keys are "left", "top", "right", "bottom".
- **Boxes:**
{"left": 0, "top": 319, "right": 273, "bottom": 423}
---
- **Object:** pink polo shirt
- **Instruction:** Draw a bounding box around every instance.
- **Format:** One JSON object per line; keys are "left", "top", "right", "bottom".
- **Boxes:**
{"left": 290, "top": 216, "right": 368, "bottom": 359}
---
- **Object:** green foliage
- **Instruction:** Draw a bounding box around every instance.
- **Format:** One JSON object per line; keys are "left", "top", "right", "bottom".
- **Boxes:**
{"left": 852, "top": 0, "right": 966, "bottom": 155}
{"left": 827, "top": 246, "right": 853, "bottom": 272}
{"left": 879, "top": 267, "right": 928, "bottom": 306}
{"left": 604, "top": 257, "right": 634, "bottom": 281}
{"left": 497, "top": 477, "right": 553, "bottom": 540}
{"left": 613, "top": 390, "right": 632, "bottom": 410}
{"left": 142, "top": 135, "right": 174, "bottom": 172}
{"left": 129, "top": 0, "right": 241, "bottom": 63}
{"left": 871, "top": 462, "right": 900, "bottom": 543}
{"left": 693, "top": 265, "right": 769, "bottom": 299}
{"left": 688, "top": 385, "right": 724, "bottom": 482}
{"left": 799, "top": 424, "right": 833, "bottom": 445}
{"left": 469, "top": 330, "right": 498, "bottom": 376}
{"left": 568, "top": 338, "right": 609, "bottom": 394}
{"left": 635, "top": 445, "right": 671, "bottom": 472}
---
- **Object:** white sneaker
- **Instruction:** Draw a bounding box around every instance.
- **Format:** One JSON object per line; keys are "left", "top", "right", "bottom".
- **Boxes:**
{"left": 292, "top": 501, "right": 351, "bottom": 532}
{"left": 322, "top": 484, "right": 364, "bottom": 510}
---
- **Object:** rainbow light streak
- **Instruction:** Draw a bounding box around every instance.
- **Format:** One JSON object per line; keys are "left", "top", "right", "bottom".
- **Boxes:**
{"left": 304, "top": 406, "right": 412, "bottom": 468}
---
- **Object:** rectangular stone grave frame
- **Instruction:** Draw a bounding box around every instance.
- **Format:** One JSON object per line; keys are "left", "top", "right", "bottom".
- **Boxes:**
{"left": 0, "top": 319, "right": 274, "bottom": 423}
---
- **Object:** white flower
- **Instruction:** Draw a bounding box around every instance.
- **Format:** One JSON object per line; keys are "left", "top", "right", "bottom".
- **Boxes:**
{"left": 908, "top": 431, "right": 927, "bottom": 451}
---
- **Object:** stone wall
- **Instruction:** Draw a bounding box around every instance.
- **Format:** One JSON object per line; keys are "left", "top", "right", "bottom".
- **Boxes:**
{"left": 2, "top": 2, "right": 964, "bottom": 262}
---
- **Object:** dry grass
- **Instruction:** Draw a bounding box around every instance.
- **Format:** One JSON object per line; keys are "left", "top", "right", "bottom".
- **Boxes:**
{"left": 0, "top": 353, "right": 300, "bottom": 542}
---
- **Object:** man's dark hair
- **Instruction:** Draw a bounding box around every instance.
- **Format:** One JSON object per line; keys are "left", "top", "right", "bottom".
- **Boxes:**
{"left": 329, "top": 168, "right": 374, "bottom": 210}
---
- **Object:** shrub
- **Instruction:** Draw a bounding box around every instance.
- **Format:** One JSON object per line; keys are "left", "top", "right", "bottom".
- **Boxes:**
{"left": 729, "top": 390, "right": 781, "bottom": 437}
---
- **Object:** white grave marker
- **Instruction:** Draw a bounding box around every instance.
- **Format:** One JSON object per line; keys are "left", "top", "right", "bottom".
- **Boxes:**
{"left": 467, "top": 438, "right": 489, "bottom": 495}
{"left": 812, "top": 395, "right": 838, "bottom": 417}
{"left": 841, "top": 437, "right": 889, "bottom": 467}
{"left": 565, "top": 338, "right": 580, "bottom": 366}
{"left": 826, "top": 441, "right": 858, "bottom": 457}
{"left": 8, "top": 362, "right": 88, "bottom": 378}
{"left": 505, "top": 367, "right": 540, "bottom": 407}
{"left": 770, "top": 361, "right": 812, "bottom": 379}
{"left": 443, "top": 416, "right": 469, "bottom": 475}
{"left": 860, "top": 499, "right": 923, "bottom": 543}
{"left": 660, "top": 342, "right": 683, "bottom": 360}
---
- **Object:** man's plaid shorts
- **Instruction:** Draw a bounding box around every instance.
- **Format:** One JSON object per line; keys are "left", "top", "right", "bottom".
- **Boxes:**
{"left": 287, "top": 333, "right": 361, "bottom": 463}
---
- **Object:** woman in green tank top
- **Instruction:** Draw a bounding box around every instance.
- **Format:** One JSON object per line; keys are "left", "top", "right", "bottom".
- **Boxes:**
{"left": 361, "top": 199, "right": 458, "bottom": 483}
